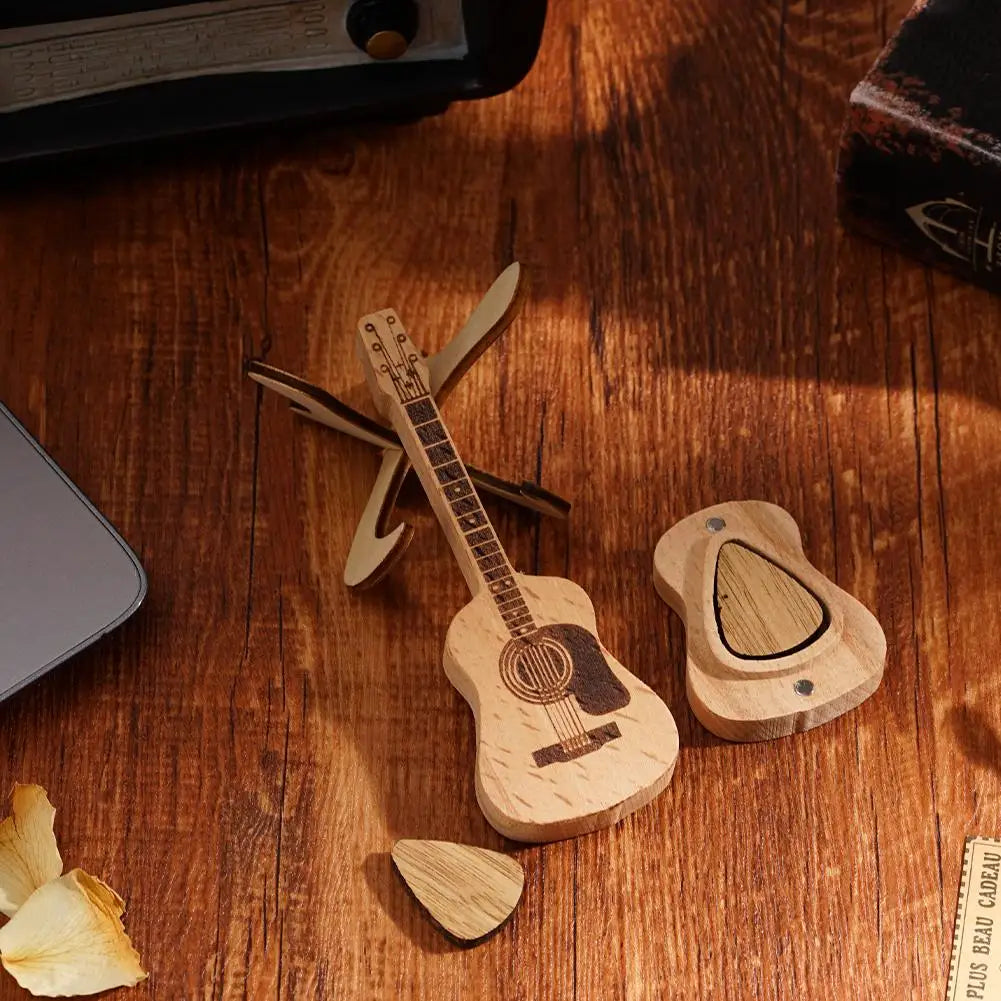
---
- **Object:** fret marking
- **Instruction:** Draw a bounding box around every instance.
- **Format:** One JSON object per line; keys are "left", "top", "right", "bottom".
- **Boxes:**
{"left": 450, "top": 496, "right": 478, "bottom": 516}
{"left": 502, "top": 604, "right": 531, "bottom": 620}
{"left": 405, "top": 399, "right": 435, "bottom": 425}
{"left": 427, "top": 443, "right": 457, "bottom": 467}
{"left": 460, "top": 511, "right": 487, "bottom": 531}
{"left": 443, "top": 480, "right": 474, "bottom": 501}
{"left": 416, "top": 421, "right": 447, "bottom": 446}
{"left": 435, "top": 462, "right": 465, "bottom": 485}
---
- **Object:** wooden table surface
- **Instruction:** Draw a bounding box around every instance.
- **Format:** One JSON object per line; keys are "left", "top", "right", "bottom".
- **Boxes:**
{"left": 2, "top": 1, "right": 997, "bottom": 998}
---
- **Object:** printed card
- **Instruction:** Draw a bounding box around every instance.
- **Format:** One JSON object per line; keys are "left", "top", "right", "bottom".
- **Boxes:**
{"left": 948, "top": 837, "right": 1001, "bottom": 1001}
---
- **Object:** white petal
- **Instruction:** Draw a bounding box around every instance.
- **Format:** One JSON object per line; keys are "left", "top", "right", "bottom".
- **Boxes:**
{"left": 0, "top": 784, "right": 62, "bottom": 917}
{"left": 0, "top": 869, "right": 147, "bottom": 997}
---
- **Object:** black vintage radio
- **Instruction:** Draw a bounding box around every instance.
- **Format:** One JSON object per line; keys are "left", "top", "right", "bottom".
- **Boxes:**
{"left": 0, "top": 0, "right": 546, "bottom": 163}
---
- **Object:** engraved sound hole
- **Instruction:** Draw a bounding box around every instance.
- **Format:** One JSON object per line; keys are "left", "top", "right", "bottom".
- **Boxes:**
{"left": 499, "top": 635, "right": 574, "bottom": 705}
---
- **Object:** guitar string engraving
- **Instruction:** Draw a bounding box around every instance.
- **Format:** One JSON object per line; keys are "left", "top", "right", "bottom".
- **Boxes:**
{"left": 498, "top": 624, "right": 632, "bottom": 766}
{"left": 500, "top": 636, "right": 574, "bottom": 704}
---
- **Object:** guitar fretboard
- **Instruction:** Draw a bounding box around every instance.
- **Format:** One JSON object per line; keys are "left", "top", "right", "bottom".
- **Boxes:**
{"left": 404, "top": 396, "right": 536, "bottom": 639}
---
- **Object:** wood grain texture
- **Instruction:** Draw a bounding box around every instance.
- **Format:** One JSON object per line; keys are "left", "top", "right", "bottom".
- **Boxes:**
{"left": 715, "top": 541, "right": 826, "bottom": 656}
{"left": 390, "top": 839, "right": 524, "bottom": 945}
{"left": 0, "top": 0, "right": 994, "bottom": 998}
{"left": 653, "top": 500, "right": 885, "bottom": 740}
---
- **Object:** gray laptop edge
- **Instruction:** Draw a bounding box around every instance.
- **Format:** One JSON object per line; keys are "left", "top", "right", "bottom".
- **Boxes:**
{"left": 0, "top": 401, "right": 146, "bottom": 701}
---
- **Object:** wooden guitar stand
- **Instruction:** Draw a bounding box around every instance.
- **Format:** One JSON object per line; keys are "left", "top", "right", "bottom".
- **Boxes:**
{"left": 247, "top": 264, "right": 569, "bottom": 588}
{"left": 653, "top": 501, "right": 886, "bottom": 742}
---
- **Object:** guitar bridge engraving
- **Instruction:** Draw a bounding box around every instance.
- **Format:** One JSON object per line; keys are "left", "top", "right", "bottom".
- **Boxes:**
{"left": 533, "top": 723, "right": 622, "bottom": 767}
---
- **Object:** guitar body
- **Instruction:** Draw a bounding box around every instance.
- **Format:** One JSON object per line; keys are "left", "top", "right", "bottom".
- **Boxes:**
{"left": 444, "top": 574, "right": 680, "bottom": 843}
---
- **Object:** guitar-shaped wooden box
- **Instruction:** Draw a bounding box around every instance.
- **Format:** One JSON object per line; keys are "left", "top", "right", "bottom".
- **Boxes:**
{"left": 357, "top": 310, "right": 679, "bottom": 843}
{"left": 653, "top": 501, "right": 886, "bottom": 741}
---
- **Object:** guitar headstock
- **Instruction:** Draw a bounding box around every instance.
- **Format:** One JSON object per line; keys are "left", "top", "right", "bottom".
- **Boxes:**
{"left": 356, "top": 309, "right": 432, "bottom": 420}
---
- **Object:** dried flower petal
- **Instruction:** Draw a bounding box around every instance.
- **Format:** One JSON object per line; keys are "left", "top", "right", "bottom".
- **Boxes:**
{"left": 0, "top": 784, "right": 62, "bottom": 917}
{"left": 0, "top": 869, "right": 147, "bottom": 997}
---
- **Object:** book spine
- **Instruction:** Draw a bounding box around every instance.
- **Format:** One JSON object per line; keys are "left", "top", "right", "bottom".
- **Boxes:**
{"left": 837, "top": 81, "right": 1001, "bottom": 293}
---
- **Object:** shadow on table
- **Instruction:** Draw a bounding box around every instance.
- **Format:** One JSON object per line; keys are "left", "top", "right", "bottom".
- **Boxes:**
{"left": 2, "top": 2, "right": 995, "bottom": 416}
{"left": 4, "top": 1, "right": 997, "bottom": 947}
{"left": 949, "top": 704, "right": 1001, "bottom": 773}
{"left": 362, "top": 851, "right": 459, "bottom": 955}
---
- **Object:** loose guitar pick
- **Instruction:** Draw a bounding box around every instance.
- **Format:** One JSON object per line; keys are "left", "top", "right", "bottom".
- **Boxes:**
{"left": 653, "top": 500, "right": 886, "bottom": 741}
{"left": 391, "top": 839, "right": 525, "bottom": 946}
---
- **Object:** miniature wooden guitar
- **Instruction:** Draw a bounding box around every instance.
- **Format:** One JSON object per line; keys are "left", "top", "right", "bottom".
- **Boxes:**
{"left": 357, "top": 310, "right": 679, "bottom": 843}
{"left": 653, "top": 501, "right": 886, "bottom": 741}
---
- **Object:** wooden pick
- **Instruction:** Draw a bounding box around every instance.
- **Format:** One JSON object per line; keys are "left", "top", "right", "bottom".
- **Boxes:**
{"left": 653, "top": 500, "right": 886, "bottom": 741}
{"left": 390, "top": 839, "right": 525, "bottom": 946}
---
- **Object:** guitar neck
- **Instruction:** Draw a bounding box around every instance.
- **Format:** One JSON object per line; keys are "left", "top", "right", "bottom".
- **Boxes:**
{"left": 389, "top": 393, "right": 537, "bottom": 638}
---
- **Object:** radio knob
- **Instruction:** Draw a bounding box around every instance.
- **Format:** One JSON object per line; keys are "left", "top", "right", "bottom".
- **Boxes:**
{"left": 347, "top": 0, "right": 419, "bottom": 60}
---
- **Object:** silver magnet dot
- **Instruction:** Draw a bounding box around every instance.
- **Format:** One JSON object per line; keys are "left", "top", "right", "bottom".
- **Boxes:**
{"left": 706, "top": 517, "right": 726, "bottom": 533}
{"left": 794, "top": 679, "right": 815, "bottom": 697}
